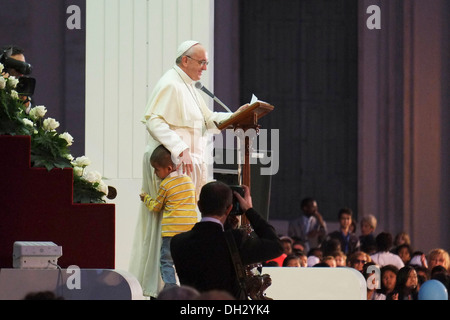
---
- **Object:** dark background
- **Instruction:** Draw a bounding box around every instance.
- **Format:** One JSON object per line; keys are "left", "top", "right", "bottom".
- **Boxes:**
{"left": 216, "top": 0, "right": 358, "bottom": 222}
{"left": 0, "top": 0, "right": 86, "bottom": 158}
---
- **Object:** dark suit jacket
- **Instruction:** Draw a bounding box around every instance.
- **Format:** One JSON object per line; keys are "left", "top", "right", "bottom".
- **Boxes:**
{"left": 170, "top": 208, "right": 283, "bottom": 299}
{"left": 327, "top": 230, "right": 360, "bottom": 255}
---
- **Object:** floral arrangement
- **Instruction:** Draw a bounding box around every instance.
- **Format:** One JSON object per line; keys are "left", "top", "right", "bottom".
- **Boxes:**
{"left": 0, "top": 63, "right": 112, "bottom": 203}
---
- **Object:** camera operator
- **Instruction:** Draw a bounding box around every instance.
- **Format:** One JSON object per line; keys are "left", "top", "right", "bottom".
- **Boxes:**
{"left": 170, "top": 181, "right": 283, "bottom": 299}
{"left": 1, "top": 45, "right": 35, "bottom": 112}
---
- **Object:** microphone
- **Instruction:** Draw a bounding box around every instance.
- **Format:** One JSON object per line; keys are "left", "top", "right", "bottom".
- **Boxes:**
{"left": 195, "top": 82, "right": 232, "bottom": 113}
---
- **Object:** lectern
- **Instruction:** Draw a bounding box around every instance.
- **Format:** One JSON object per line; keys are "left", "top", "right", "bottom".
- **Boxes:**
{"left": 217, "top": 101, "right": 274, "bottom": 225}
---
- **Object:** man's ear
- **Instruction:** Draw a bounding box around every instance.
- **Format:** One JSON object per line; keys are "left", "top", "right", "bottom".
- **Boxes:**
{"left": 225, "top": 204, "right": 233, "bottom": 217}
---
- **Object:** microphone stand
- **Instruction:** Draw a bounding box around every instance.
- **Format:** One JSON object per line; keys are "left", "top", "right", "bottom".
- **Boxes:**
{"left": 195, "top": 82, "right": 232, "bottom": 113}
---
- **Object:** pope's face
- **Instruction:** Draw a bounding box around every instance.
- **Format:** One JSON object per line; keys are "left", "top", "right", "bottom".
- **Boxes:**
{"left": 181, "top": 45, "right": 208, "bottom": 81}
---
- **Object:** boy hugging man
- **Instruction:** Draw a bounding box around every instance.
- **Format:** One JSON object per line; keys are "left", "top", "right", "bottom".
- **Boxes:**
{"left": 139, "top": 145, "right": 198, "bottom": 289}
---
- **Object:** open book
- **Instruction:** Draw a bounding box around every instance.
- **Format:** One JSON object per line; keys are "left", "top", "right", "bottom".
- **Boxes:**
{"left": 216, "top": 95, "right": 274, "bottom": 130}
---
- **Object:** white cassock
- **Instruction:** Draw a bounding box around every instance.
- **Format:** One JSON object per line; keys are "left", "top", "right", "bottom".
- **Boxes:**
{"left": 128, "top": 65, "right": 232, "bottom": 297}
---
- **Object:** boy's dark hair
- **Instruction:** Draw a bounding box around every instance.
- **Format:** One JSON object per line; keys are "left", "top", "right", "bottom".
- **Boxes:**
{"left": 150, "top": 145, "right": 174, "bottom": 168}
{"left": 338, "top": 207, "right": 353, "bottom": 219}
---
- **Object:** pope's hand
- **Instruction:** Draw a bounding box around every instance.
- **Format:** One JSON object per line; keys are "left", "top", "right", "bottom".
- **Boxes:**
{"left": 178, "top": 150, "right": 193, "bottom": 176}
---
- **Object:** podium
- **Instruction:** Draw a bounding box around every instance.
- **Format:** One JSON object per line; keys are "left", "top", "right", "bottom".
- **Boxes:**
{"left": 217, "top": 101, "right": 274, "bottom": 224}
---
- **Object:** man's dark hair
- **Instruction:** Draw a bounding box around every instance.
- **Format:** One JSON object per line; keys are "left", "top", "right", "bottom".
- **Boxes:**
{"left": 375, "top": 232, "right": 393, "bottom": 252}
{"left": 300, "top": 197, "right": 315, "bottom": 208}
{"left": 2, "top": 45, "right": 25, "bottom": 56}
{"left": 198, "top": 181, "right": 232, "bottom": 217}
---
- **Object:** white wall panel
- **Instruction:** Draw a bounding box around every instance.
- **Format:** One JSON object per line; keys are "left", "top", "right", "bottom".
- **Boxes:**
{"left": 177, "top": 0, "right": 193, "bottom": 41}
{"left": 103, "top": 0, "right": 120, "bottom": 179}
{"left": 85, "top": 0, "right": 105, "bottom": 175}
{"left": 118, "top": 1, "right": 134, "bottom": 179}
{"left": 86, "top": 0, "right": 214, "bottom": 270}
{"left": 132, "top": 0, "right": 150, "bottom": 178}
{"left": 147, "top": 0, "right": 163, "bottom": 90}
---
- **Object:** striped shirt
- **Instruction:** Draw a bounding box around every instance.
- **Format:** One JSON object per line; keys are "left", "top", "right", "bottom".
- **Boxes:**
{"left": 143, "top": 174, "right": 197, "bottom": 237}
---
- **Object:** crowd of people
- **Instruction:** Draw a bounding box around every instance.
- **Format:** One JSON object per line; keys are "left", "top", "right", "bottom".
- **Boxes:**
{"left": 264, "top": 197, "right": 449, "bottom": 300}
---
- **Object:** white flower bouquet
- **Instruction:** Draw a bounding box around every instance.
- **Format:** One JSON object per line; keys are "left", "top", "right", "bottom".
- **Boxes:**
{"left": 0, "top": 69, "right": 34, "bottom": 136}
{"left": 0, "top": 63, "right": 114, "bottom": 203}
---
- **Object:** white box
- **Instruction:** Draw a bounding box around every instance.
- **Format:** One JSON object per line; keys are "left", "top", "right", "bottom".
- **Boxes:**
{"left": 13, "top": 241, "right": 63, "bottom": 269}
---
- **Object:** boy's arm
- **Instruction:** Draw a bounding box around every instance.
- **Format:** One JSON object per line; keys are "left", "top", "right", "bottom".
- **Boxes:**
{"left": 140, "top": 191, "right": 165, "bottom": 213}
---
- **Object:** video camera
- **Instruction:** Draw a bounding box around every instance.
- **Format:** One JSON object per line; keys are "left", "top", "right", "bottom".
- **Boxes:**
{"left": 0, "top": 48, "right": 36, "bottom": 97}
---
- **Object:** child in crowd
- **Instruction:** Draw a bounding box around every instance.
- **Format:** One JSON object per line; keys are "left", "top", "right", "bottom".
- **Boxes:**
{"left": 283, "top": 254, "right": 303, "bottom": 267}
{"left": 326, "top": 207, "right": 360, "bottom": 255}
{"left": 139, "top": 145, "right": 198, "bottom": 289}
{"left": 333, "top": 250, "right": 347, "bottom": 267}
{"left": 381, "top": 265, "right": 399, "bottom": 299}
{"left": 322, "top": 256, "right": 337, "bottom": 267}
{"left": 392, "top": 266, "right": 419, "bottom": 300}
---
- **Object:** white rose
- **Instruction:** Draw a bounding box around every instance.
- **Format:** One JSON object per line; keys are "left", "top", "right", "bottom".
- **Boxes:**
{"left": 35, "top": 105, "right": 47, "bottom": 117}
{"left": 73, "top": 166, "right": 83, "bottom": 177}
{"left": 29, "top": 105, "right": 47, "bottom": 120}
{"left": 0, "top": 77, "right": 6, "bottom": 90}
{"left": 65, "top": 154, "right": 74, "bottom": 161}
{"left": 7, "top": 76, "right": 19, "bottom": 88}
{"left": 97, "top": 180, "right": 108, "bottom": 195}
{"left": 0, "top": 63, "right": 4, "bottom": 74}
{"left": 72, "top": 156, "right": 91, "bottom": 168}
{"left": 10, "top": 90, "right": 19, "bottom": 99}
{"left": 83, "top": 170, "right": 103, "bottom": 184}
{"left": 43, "top": 118, "right": 60, "bottom": 131}
{"left": 23, "top": 118, "right": 34, "bottom": 127}
{"left": 59, "top": 132, "right": 74, "bottom": 146}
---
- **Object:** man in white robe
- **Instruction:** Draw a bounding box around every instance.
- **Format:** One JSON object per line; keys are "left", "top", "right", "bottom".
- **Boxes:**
{"left": 129, "top": 41, "right": 236, "bottom": 297}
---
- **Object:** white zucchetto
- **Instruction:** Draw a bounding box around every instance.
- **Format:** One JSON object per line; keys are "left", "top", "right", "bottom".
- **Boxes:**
{"left": 176, "top": 40, "right": 200, "bottom": 59}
